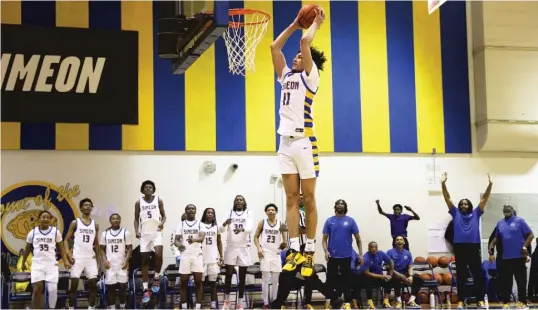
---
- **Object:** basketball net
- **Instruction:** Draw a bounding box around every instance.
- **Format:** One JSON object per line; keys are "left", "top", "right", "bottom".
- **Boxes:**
{"left": 222, "top": 9, "right": 270, "bottom": 76}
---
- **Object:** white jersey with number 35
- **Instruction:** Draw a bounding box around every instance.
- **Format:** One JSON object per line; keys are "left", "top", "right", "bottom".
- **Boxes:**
{"left": 277, "top": 63, "right": 320, "bottom": 138}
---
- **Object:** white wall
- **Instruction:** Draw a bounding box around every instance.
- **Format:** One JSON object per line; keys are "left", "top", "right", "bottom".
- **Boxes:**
{"left": 1, "top": 151, "right": 537, "bottom": 265}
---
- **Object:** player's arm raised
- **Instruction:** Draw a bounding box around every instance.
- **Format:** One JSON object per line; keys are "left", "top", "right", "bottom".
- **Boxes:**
{"left": 478, "top": 174, "right": 493, "bottom": 211}
{"left": 270, "top": 17, "right": 300, "bottom": 80}
{"left": 300, "top": 8, "right": 324, "bottom": 75}
{"left": 134, "top": 200, "right": 141, "bottom": 239}
{"left": 158, "top": 197, "right": 167, "bottom": 229}
{"left": 64, "top": 220, "right": 77, "bottom": 264}
{"left": 440, "top": 172, "right": 454, "bottom": 209}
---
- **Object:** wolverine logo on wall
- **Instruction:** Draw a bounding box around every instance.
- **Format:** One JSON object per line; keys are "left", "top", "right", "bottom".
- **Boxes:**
{"left": 1, "top": 181, "right": 81, "bottom": 271}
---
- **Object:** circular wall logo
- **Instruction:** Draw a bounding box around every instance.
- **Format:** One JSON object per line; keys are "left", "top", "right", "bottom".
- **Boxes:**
{"left": 1, "top": 181, "right": 80, "bottom": 270}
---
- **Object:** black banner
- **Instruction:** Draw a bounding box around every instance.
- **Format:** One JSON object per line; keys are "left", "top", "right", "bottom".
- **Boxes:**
{"left": 1, "top": 24, "right": 139, "bottom": 125}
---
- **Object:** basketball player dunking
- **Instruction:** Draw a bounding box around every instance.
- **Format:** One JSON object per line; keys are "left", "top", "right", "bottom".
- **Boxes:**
{"left": 270, "top": 7, "right": 327, "bottom": 277}
{"left": 64, "top": 198, "right": 100, "bottom": 310}
{"left": 21, "top": 211, "right": 71, "bottom": 310}
{"left": 134, "top": 180, "right": 167, "bottom": 304}
{"left": 100, "top": 213, "right": 133, "bottom": 310}
{"left": 222, "top": 195, "right": 253, "bottom": 310}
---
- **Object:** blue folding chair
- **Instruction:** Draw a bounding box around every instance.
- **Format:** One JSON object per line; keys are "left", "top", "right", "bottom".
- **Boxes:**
{"left": 7, "top": 272, "right": 34, "bottom": 307}
{"left": 412, "top": 263, "right": 442, "bottom": 304}
{"left": 245, "top": 263, "right": 262, "bottom": 308}
{"left": 131, "top": 268, "right": 157, "bottom": 309}
{"left": 448, "top": 261, "right": 478, "bottom": 304}
{"left": 162, "top": 264, "right": 182, "bottom": 308}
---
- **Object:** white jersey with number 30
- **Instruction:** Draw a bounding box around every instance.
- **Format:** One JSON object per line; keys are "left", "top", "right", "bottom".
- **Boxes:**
{"left": 277, "top": 63, "right": 320, "bottom": 138}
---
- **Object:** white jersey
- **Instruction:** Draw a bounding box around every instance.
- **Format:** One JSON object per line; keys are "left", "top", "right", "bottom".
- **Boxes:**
{"left": 200, "top": 223, "right": 220, "bottom": 264}
{"left": 26, "top": 227, "right": 62, "bottom": 267}
{"left": 73, "top": 218, "right": 96, "bottom": 259}
{"left": 260, "top": 219, "right": 283, "bottom": 255}
{"left": 100, "top": 228, "right": 132, "bottom": 267}
{"left": 175, "top": 220, "right": 203, "bottom": 256}
{"left": 277, "top": 64, "right": 320, "bottom": 137}
{"left": 139, "top": 195, "right": 161, "bottom": 234}
{"left": 226, "top": 209, "right": 252, "bottom": 247}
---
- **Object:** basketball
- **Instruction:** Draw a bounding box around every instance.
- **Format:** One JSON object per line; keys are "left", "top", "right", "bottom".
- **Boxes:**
{"left": 297, "top": 4, "right": 319, "bottom": 29}
{"left": 426, "top": 256, "right": 438, "bottom": 267}
{"left": 438, "top": 256, "right": 449, "bottom": 268}
{"left": 414, "top": 256, "right": 426, "bottom": 264}
{"left": 442, "top": 273, "right": 453, "bottom": 285}
{"left": 418, "top": 292, "right": 429, "bottom": 304}
{"left": 434, "top": 272, "right": 443, "bottom": 284}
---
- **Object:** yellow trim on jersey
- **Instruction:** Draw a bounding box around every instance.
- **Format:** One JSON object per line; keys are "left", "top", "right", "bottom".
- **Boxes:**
{"left": 309, "top": 136, "right": 320, "bottom": 177}
{"left": 304, "top": 89, "right": 316, "bottom": 137}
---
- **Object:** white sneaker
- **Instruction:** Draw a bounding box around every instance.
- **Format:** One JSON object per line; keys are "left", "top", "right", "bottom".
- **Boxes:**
{"left": 221, "top": 300, "right": 231, "bottom": 310}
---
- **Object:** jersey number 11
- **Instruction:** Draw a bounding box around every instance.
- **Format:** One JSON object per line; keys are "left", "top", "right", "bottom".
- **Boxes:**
{"left": 282, "top": 92, "right": 291, "bottom": 106}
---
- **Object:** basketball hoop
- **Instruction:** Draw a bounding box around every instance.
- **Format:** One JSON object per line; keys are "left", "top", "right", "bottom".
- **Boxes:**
{"left": 222, "top": 8, "right": 270, "bottom": 76}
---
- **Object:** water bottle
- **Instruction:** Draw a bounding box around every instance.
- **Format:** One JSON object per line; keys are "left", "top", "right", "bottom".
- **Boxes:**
{"left": 430, "top": 291, "right": 436, "bottom": 309}
{"left": 484, "top": 294, "right": 489, "bottom": 309}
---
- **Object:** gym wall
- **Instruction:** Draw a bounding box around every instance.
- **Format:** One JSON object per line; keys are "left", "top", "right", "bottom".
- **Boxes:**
{"left": 2, "top": 0, "right": 471, "bottom": 153}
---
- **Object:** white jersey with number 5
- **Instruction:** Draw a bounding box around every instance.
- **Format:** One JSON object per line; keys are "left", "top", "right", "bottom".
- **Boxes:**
{"left": 27, "top": 227, "right": 62, "bottom": 267}
{"left": 139, "top": 196, "right": 161, "bottom": 234}
{"left": 73, "top": 218, "right": 96, "bottom": 259}
{"left": 277, "top": 63, "right": 320, "bottom": 138}
{"left": 260, "top": 219, "right": 282, "bottom": 255}
{"left": 201, "top": 223, "right": 220, "bottom": 264}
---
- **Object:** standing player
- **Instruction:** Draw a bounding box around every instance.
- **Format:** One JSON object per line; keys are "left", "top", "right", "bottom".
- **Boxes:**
{"left": 64, "top": 198, "right": 100, "bottom": 310}
{"left": 174, "top": 204, "right": 206, "bottom": 310}
{"left": 100, "top": 213, "right": 133, "bottom": 310}
{"left": 222, "top": 195, "right": 253, "bottom": 310}
{"left": 134, "top": 180, "right": 167, "bottom": 304}
{"left": 200, "top": 208, "right": 224, "bottom": 310}
{"left": 21, "top": 211, "right": 71, "bottom": 309}
{"left": 254, "top": 203, "right": 287, "bottom": 308}
{"left": 375, "top": 200, "right": 420, "bottom": 250}
{"left": 270, "top": 6, "right": 327, "bottom": 277}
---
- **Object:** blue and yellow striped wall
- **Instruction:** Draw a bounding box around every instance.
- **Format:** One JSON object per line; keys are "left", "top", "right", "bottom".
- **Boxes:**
{"left": 1, "top": 0, "right": 472, "bottom": 153}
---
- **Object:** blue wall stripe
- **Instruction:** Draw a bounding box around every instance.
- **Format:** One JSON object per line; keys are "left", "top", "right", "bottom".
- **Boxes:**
{"left": 272, "top": 1, "right": 302, "bottom": 151}
{"left": 386, "top": 1, "right": 418, "bottom": 153}
{"left": 331, "top": 1, "right": 362, "bottom": 153}
{"left": 88, "top": 1, "right": 123, "bottom": 150}
{"left": 440, "top": 2, "right": 471, "bottom": 153}
{"left": 153, "top": 2, "right": 186, "bottom": 151}
{"left": 215, "top": 0, "right": 245, "bottom": 152}
{"left": 20, "top": 1, "right": 56, "bottom": 150}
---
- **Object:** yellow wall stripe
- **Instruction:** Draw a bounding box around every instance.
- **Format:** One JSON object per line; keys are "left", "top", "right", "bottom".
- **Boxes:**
{"left": 358, "top": 1, "right": 390, "bottom": 153}
{"left": 244, "top": 1, "right": 275, "bottom": 152}
{"left": 185, "top": 46, "right": 217, "bottom": 151}
{"left": 1, "top": 0, "right": 22, "bottom": 150}
{"left": 121, "top": 0, "right": 155, "bottom": 151}
{"left": 55, "top": 1, "right": 90, "bottom": 150}
{"left": 302, "top": 0, "right": 334, "bottom": 152}
{"left": 413, "top": 2, "right": 445, "bottom": 153}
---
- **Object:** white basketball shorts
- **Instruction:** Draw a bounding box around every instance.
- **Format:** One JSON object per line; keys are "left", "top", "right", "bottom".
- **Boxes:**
{"left": 260, "top": 253, "right": 282, "bottom": 273}
{"left": 70, "top": 258, "right": 98, "bottom": 279}
{"left": 31, "top": 264, "right": 59, "bottom": 283}
{"left": 105, "top": 267, "right": 128, "bottom": 285}
{"left": 278, "top": 136, "right": 319, "bottom": 179}
{"left": 224, "top": 246, "right": 252, "bottom": 267}
{"left": 140, "top": 232, "right": 163, "bottom": 253}
{"left": 179, "top": 253, "right": 204, "bottom": 275}
{"left": 203, "top": 263, "right": 221, "bottom": 281}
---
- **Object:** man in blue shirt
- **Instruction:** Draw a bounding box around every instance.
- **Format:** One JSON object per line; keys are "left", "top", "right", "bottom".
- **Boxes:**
{"left": 488, "top": 204, "right": 534, "bottom": 310}
{"left": 441, "top": 172, "right": 492, "bottom": 309}
{"left": 386, "top": 236, "right": 424, "bottom": 309}
{"left": 322, "top": 199, "right": 363, "bottom": 310}
{"left": 360, "top": 241, "right": 394, "bottom": 309}
{"left": 376, "top": 200, "right": 420, "bottom": 250}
